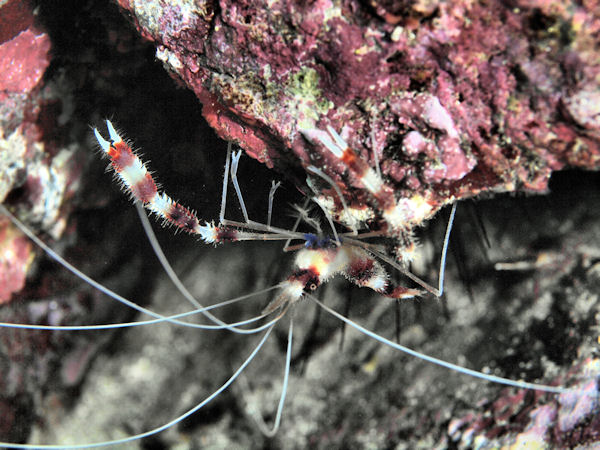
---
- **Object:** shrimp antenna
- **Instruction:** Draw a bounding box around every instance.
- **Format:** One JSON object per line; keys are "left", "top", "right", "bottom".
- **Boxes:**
{"left": 135, "top": 202, "right": 284, "bottom": 334}
{"left": 0, "top": 326, "right": 276, "bottom": 449}
{"left": 309, "top": 293, "right": 569, "bottom": 394}
{"left": 241, "top": 317, "right": 293, "bottom": 436}
{"left": 0, "top": 204, "right": 280, "bottom": 333}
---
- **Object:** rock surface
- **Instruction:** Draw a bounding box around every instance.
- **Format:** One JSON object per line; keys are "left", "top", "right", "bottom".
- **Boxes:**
{"left": 1, "top": 1, "right": 599, "bottom": 448}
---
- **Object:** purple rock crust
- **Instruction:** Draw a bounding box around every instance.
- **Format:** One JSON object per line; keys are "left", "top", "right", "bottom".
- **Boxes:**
{"left": 117, "top": 0, "right": 600, "bottom": 231}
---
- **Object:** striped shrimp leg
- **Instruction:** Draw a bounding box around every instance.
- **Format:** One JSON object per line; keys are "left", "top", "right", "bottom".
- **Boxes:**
{"left": 301, "top": 126, "right": 435, "bottom": 232}
{"left": 93, "top": 120, "right": 222, "bottom": 244}
{"left": 94, "top": 121, "right": 306, "bottom": 247}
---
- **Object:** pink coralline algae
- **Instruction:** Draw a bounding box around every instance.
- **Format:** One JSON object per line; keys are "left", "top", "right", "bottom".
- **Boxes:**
{"left": 0, "top": 218, "right": 33, "bottom": 303}
{"left": 0, "top": 0, "right": 50, "bottom": 132}
{"left": 115, "top": 0, "right": 600, "bottom": 232}
{"left": 0, "top": 29, "right": 50, "bottom": 95}
{"left": 0, "top": 0, "right": 82, "bottom": 301}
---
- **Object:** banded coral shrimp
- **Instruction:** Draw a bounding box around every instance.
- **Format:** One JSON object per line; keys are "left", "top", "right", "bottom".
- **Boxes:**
{"left": 0, "top": 120, "right": 598, "bottom": 448}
